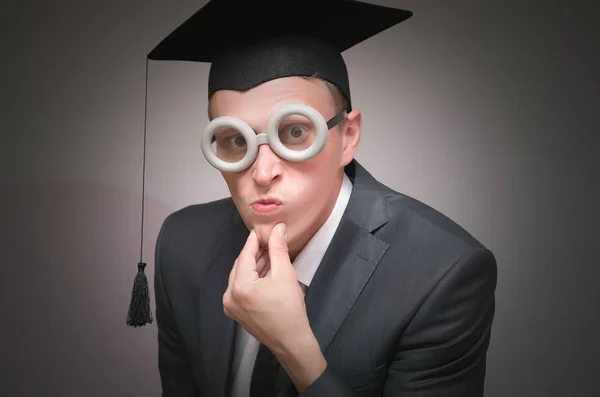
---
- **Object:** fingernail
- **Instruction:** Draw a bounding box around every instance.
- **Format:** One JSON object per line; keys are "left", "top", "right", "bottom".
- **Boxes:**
{"left": 276, "top": 224, "right": 287, "bottom": 240}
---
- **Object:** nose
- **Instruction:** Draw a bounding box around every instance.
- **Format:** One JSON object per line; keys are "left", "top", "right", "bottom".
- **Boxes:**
{"left": 251, "top": 144, "right": 282, "bottom": 186}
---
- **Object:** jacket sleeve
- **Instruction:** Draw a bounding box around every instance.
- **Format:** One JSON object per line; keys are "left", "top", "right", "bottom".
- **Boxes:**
{"left": 154, "top": 218, "right": 202, "bottom": 397}
{"left": 299, "top": 247, "right": 498, "bottom": 397}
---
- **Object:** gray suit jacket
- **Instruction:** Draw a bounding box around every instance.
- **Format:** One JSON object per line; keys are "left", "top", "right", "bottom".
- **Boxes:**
{"left": 154, "top": 159, "right": 497, "bottom": 397}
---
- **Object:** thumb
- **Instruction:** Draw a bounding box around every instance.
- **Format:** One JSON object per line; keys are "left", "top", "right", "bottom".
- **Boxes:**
{"left": 268, "top": 223, "right": 291, "bottom": 277}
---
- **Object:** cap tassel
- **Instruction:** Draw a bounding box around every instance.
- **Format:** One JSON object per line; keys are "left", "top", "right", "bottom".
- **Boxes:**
{"left": 127, "top": 57, "right": 153, "bottom": 327}
{"left": 127, "top": 262, "right": 153, "bottom": 327}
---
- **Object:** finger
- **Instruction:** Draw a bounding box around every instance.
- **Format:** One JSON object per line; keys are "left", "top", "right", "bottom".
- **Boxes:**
{"left": 268, "top": 223, "right": 292, "bottom": 278}
{"left": 230, "top": 229, "right": 257, "bottom": 285}
{"left": 242, "top": 229, "right": 261, "bottom": 259}
{"left": 257, "top": 252, "right": 271, "bottom": 278}
{"left": 224, "top": 257, "right": 239, "bottom": 308}
{"left": 223, "top": 258, "right": 238, "bottom": 316}
{"left": 235, "top": 229, "right": 260, "bottom": 283}
{"left": 260, "top": 262, "right": 272, "bottom": 278}
{"left": 256, "top": 249, "right": 269, "bottom": 276}
{"left": 228, "top": 257, "right": 239, "bottom": 288}
{"left": 252, "top": 233, "right": 265, "bottom": 262}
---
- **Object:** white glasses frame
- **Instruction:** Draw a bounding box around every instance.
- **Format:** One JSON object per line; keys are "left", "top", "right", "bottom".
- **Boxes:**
{"left": 201, "top": 103, "right": 346, "bottom": 173}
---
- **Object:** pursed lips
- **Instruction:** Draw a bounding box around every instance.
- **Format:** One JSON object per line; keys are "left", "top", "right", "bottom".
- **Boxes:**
{"left": 251, "top": 197, "right": 282, "bottom": 213}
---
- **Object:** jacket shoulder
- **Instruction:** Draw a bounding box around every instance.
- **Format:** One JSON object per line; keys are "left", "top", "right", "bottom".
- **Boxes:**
{"left": 375, "top": 184, "right": 497, "bottom": 305}
{"left": 377, "top": 184, "right": 492, "bottom": 263}
{"left": 155, "top": 197, "right": 241, "bottom": 270}
{"left": 163, "top": 196, "right": 238, "bottom": 232}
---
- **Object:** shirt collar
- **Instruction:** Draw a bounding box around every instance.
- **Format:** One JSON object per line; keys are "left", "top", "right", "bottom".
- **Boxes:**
{"left": 293, "top": 173, "right": 353, "bottom": 289}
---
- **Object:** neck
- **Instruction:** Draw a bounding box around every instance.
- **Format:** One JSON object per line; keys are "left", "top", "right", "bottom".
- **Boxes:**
{"left": 287, "top": 171, "right": 344, "bottom": 259}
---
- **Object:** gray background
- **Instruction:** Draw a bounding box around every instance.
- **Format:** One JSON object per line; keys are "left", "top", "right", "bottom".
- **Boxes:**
{"left": 1, "top": 0, "right": 598, "bottom": 396}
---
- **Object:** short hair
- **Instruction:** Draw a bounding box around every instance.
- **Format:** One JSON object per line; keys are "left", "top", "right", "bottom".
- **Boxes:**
{"left": 304, "top": 75, "right": 350, "bottom": 114}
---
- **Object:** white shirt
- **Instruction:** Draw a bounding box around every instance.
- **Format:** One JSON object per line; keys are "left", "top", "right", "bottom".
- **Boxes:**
{"left": 229, "top": 173, "right": 353, "bottom": 397}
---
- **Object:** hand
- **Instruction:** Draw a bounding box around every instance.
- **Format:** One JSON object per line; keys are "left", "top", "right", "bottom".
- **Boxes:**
{"left": 223, "top": 223, "right": 309, "bottom": 353}
{"left": 223, "top": 223, "right": 328, "bottom": 391}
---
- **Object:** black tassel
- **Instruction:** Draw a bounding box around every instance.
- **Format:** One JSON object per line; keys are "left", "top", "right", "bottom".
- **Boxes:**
{"left": 126, "top": 261, "right": 153, "bottom": 327}
{"left": 127, "top": 57, "right": 153, "bottom": 328}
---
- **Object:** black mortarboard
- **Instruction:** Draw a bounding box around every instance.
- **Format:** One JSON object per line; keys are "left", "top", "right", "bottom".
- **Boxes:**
{"left": 149, "top": 0, "right": 412, "bottom": 110}
{"left": 126, "top": 0, "right": 412, "bottom": 327}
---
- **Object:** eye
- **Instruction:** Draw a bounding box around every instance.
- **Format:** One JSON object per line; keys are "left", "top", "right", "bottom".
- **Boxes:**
{"left": 289, "top": 126, "right": 304, "bottom": 138}
{"left": 282, "top": 125, "right": 307, "bottom": 140}
{"left": 278, "top": 122, "right": 312, "bottom": 146}
{"left": 230, "top": 134, "right": 246, "bottom": 147}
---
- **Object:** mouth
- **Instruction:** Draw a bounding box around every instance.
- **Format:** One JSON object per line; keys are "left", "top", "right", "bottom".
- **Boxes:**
{"left": 251, "top": 197, "right": 282, "bottom": 214}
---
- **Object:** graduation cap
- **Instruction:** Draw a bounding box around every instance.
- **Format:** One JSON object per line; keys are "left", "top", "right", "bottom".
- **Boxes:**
{"left": 126, "top": 0, "right": 413, "bottom": 327}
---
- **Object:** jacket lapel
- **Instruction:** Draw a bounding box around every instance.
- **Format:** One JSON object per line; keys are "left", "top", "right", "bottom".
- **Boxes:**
{"left": 304, "top": 217, "right": 390, "bottom": 352}
{"left": 276, "top": 160, "right": 391, "bottom": 396}
{"left": 198, "top": 212, "right": 249, "bottom": 397}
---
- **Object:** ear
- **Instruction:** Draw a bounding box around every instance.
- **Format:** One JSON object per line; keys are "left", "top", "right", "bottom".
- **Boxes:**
{"left": 340, "top": 109, "right": 362, "bottom": 167}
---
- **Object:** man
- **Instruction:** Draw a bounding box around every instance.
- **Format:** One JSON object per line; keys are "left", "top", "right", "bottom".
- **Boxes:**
{"left": 146, "top": 0, "right": 498, "bottom": 396}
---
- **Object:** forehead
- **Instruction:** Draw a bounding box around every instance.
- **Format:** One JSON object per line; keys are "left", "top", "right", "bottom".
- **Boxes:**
{"left": 209, "top": 77, "right": 334, "bottom": 126}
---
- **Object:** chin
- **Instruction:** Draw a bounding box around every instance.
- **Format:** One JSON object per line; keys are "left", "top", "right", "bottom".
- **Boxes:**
{"left": 251, "top": 222, "right": 276, "bottom": 248}
{"left": 251, "top": 218, "right": 296, "bottom": 248}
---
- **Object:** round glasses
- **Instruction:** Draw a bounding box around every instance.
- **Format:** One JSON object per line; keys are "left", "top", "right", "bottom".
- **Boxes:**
{"left": 201, "top": 103, "right": 346, "bottom": 173}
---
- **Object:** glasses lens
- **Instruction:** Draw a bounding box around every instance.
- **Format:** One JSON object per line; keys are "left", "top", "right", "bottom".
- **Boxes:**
{"left": 277, "top": 115, "right": 317, "bottom": 152}
{"left": 211, "top": 126, "right": 248, "bottom": 163}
